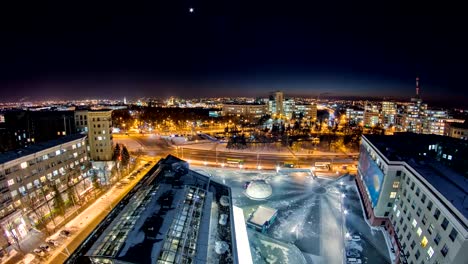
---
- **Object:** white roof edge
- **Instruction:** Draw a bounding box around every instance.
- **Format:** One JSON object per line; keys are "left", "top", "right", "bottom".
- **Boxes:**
{"left": 233, "top": 206, "right": 253, "bottom": 264}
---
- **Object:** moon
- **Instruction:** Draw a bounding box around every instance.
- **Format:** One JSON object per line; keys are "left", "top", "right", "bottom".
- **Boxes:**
{"left": 189, "top": 7, "right": 194, "bottom": 13}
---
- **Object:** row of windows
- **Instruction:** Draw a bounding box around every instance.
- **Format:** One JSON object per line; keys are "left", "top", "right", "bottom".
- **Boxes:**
{"left": 1, "top": 143, "right": 85, "bottom": 176}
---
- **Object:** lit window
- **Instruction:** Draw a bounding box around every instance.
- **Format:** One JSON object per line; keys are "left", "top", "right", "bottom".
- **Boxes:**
{"left": 42, "top": 154, "right": 48, "bottom": 160}
{"left": 10, "top": 190, "right": 17, "bottom": 197}
{"left": 72, "top": 144, "right": 76, "bottom": 149}
{"left": 73, "top": 152, "right": 78, "bottom": 158}
{"left": 447, "top": 155, "right": 452, "bottom": 160}
{"left": 421, "top": 236, "right": 428, "bottom": 247}
{"left": 77, "top": 143, "right": 82, "bottom": 147}
{"left": 412, "top": 219, "right": 417, "bottom": 228}
{"left": 390, "top": 192, "right": 397, "bottom": 198}
{"left": 427, "top": 246, "right": 434, "bottom": 258}
{"left": 417, "top": 227, "right": 422, "bottom": 236}
{"left": 97, "top": 136, "right": 103, "bottom": 140}
{"left": 56, "top": 150, "right": 61, "bottom": 156}
{"left": 396, "top": 210, "right": 400, "bottom": 218}
{"left": 442, "top": 154, "right": 447, "bottom": 159}
{"left": 392, "top": 181, "right": 400, "bottom": 188}
{"left": 393, "top": 204, "right": 397, "bottom": 212}
{"left": 7, "top": 179, "right": 15, "bottom": 186}
{"left": 20, "top": 162, "right": 28, "bottom": 169}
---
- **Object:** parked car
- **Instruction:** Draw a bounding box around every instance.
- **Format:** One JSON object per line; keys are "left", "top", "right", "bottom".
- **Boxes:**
{"left": 60, "top": 230, "right": 71, "bottom": 237}
{"left": 219, "top": 214, "right": 228, "bottom": 225}
{"left": 347, "top": 257, "right": 362, "bottom": 264}
{"left": 346, "top": 234, "right": 362, "bottom": 242}
{"left": 46, "top": 239, "right": 59, "bottom": 247}
{"left": 346, "top": 249, "right": 361, "bottom": 258}
{"left": 33, "top": 248, "right": 45, "bottom": 257}
{"left": 39, "top": 244, "right": 51, "bottom": 252}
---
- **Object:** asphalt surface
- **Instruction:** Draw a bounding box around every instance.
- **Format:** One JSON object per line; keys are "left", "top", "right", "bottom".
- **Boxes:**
{"left": 114, "top": 134, "right": 357, "bottom": 170}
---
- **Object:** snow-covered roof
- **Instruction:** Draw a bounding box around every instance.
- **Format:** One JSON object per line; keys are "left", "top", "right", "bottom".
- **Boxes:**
{"left": 248, "top": 206, "right": 278, "bottom": 227}
{"left": 78, "top": 155, "right": 241, "bottom": 264}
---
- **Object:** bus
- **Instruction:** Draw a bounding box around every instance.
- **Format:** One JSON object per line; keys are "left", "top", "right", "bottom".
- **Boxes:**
{"left": 226, "top": 158, "right": 244, "bottom": 167}
{"left": 314, "top": 162, "right": 331, "bottom": 171}
{"left": 281, "top": 161, "right": 297, "bottom": 168}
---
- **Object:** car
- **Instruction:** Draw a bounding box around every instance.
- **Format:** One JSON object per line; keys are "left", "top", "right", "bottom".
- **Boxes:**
{"left": 347, "top": 257, "right": 362, "bottom": 264}
{"left": 46, "top": 239, "right": 59, "bottom": 247}
{"left": 346, "top": 234, "right": 362, "bottom": 242}
{"left": 219, "top": 214, "right": 228, "bottom": 225}
{"left": 33, "top": 248, "right": 45, "bottom": 257}
{"left": 346, "top": 249, "right": 361, "bottom": 258}
{"left": 39, "top": 244, "right": 51, "bottom": 252}
{"left": 60, "top": 230, "right": 71, "bottom": 237}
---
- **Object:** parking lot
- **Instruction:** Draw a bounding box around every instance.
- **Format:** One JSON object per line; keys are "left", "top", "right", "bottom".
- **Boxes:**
{"left": 194, "top": 167, "right": 391, "bottom": 264}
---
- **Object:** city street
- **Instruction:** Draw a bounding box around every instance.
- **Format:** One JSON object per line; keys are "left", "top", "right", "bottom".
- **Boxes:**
{"left": 113, "top": 134, "right": 358, "bottom": 172}
{"left": 193, "top": 166, "right": 390, "bottom": 264}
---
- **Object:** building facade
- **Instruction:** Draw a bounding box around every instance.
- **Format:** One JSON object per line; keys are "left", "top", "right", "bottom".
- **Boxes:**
{"left": 403, "top": 98, "right": 428, "bottom": 134}
{"left": 222, "top": 104, "right": 268, "bottom": 120}
{"left": 355, "top": 133, "right": 468, "bottom": 264}
{"left": 445, "top": 122, "right": 468, "bottom": 140}
{"left": 0, "top": 134, "right": 92, "bottom": 247}
{"left": 382, "top": 101, "right": 397, "bottom": 127}
{"left": 87, "top": 110, "right": 113, "bottom": 161}
{"left": 346, "top": 108, "right": 365, "bottom": 126}
{"left": 422, "top": 110, "right": 448, "bottom": 136}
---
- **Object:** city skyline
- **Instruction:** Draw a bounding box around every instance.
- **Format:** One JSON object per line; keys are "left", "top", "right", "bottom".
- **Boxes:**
{"left": 0, "top": 1, "right": 466, "bottom": 106}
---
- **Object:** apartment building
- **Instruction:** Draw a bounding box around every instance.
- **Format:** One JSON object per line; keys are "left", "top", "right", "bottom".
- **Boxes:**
{"left": 445, "top": 121, "right": 468, "bottom": 140}
{"left": 355, "top": 133, "right": 468, "bottom": 264}
{"left": 0, "top": 134, "right": 91, "bottom": 247}
{"left": 87, "top": 110, "right": 113, "bottom": 161}
{"left": 222, "top": 103, "right": 267, "bottom": 120}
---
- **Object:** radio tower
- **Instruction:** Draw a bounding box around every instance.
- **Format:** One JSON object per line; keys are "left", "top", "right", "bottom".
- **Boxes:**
{"left": 415, "top": 76, "right": 420, "bottom": 98}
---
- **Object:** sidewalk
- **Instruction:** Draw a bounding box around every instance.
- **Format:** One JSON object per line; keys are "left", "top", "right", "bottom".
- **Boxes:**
{"left": 43, "top": 164, "right": 151, "bottom": 263}
{"left": 4, "top": 162, "right": 151, "bottom": 264}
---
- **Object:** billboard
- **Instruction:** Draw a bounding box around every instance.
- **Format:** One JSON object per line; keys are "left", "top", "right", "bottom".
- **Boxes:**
{"left": 359, "top": 146, "right": 385, "bottom": 207}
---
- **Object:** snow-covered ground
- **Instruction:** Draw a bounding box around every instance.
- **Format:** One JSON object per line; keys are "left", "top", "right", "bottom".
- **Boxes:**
{"left": 194, "top": 167, "right": 390, "bottom": 264}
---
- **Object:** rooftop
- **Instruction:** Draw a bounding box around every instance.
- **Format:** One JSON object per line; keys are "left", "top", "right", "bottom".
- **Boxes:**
{"left": 0, "top": 133, "right": 86, "bottom": 165}
{"left": 364, "top": 133, "right": 468, "bottom": 221}
{"left": 247, "top": 206, "right": 278, "bottom": 227}
{"left": 78, "top": 155, "right": 237, "bottom": 264}
{"left": 449, "top": 121, "right": 468, "bottom": 129}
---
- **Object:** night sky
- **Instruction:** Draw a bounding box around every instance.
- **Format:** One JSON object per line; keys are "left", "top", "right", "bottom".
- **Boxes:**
{"left": 0, "top": 1, "right": 466, "bottom": 105}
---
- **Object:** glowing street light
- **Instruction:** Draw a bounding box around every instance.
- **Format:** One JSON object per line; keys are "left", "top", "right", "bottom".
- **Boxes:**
{"left": 203, "top": 161, "right": 208, "bottom": 166}
{"left": 239, "top": 164, "right": 243, "bottom": 169}
{"left": 221, "top": 163, "right": 225, "bottom": 168}
{"left": 257, "top": 165, "right": 262, "bottom": 170}
{"left": 276, "top": 166, "right": 280, "bottom": 173}
{"left": 342, "top": 193, "right": 346, "bottom": 198}
{"left": 344, "top": 209, "right": 349, "bottom": 215}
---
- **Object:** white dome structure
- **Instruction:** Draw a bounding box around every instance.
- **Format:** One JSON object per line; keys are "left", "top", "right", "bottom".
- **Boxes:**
{"left": 245, "top": 180, "right": 272, "bottom": 200}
